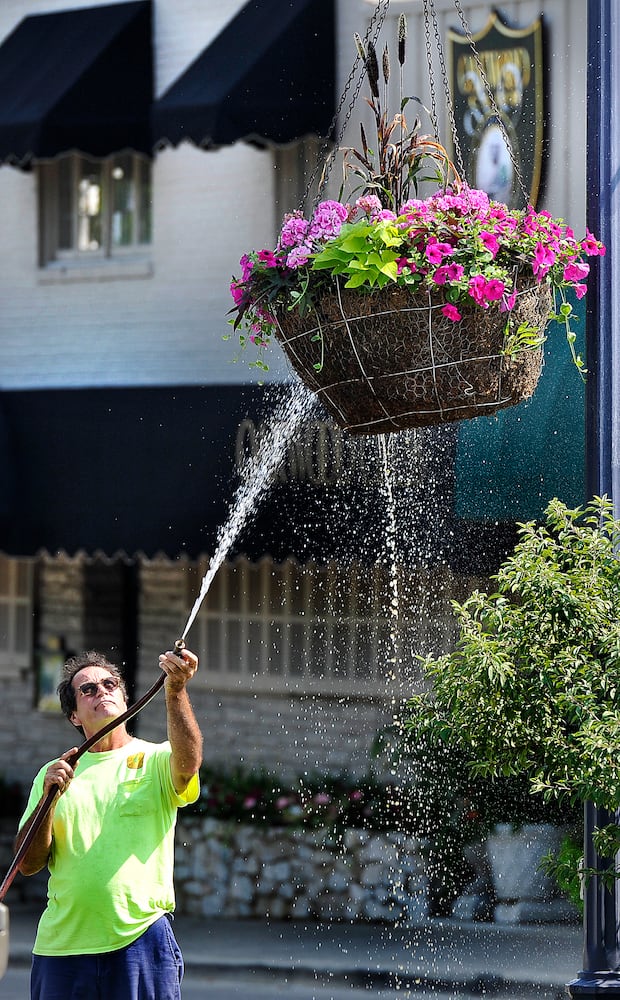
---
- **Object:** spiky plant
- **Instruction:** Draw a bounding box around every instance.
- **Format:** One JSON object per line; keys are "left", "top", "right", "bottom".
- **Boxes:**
{"left": 341, "top": 15, "right": 459, "bottom": 210}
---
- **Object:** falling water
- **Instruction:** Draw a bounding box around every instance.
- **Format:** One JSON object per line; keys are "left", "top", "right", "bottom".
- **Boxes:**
{"left": 378, "top": 432, "right": 401, "bottom": 687}
{"left": 179, "top": 382, "right": 319, "bottom": 642}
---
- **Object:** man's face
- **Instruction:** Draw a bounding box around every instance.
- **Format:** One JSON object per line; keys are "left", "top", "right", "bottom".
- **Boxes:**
{"left": 70, "top": 665, "right": 127, "bottom": 735}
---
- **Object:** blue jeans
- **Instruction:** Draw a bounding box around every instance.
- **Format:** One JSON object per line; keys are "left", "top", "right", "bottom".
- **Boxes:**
{"left": 30, "top": 914, "right": 184, "bottom": 1000}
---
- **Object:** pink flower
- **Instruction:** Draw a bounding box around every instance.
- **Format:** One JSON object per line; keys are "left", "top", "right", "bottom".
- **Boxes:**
{"left": 582, "top": 230, "right": 606, "bottom": 256}
{"left": 433, "top": 263, "right": 464, "bottom": 285}
{"left": 257, "top": 249, "right": 279, "bottom": 267}
{"left": 442, "top": 303, "right": 462, "bottom": 321}
{"left": 563, "top": 260, "right": 590, "bottom": 283}
{"left": 425, "top": 240, "right": 453, "bottom": 265}
{"left": 501, "top": 289, "right": 517, "bottom": 312}
{"left": 308, "top": 200, "right": 349, "bottom": 242}
{"left": 355, "top": 194, "right": 383, "bottom": 219}
{"left": 532, "top": 242, "right": 556, "bottom": 278}
{"left": 286, "top": 245, "right": 312, "bottom": 269}
{"left": 574, "top": 283, "right": 588, "bottom": 299}
{"left": 313, "top": 793, "right": 332, "bottom": 805}
{"left": 479, "top": 231, "right": 499, "bottom": 257}
{"left": 278, "top": 212, "right": 310, "bottom": 250}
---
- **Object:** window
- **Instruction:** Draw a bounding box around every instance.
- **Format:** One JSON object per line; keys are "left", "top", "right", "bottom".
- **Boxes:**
{"left": 38, "top": 152, "right": 152, "bottom": 270}
{"left": 0, "top": 556, "right": 34, "bottom": 676}
{"left": 193, "top": 557, "right": 450, "bottom": 697}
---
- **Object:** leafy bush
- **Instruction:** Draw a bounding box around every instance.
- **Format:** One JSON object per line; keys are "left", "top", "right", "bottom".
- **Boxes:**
{"left": 403, "top": 497, "right": 620, "bottom": 810}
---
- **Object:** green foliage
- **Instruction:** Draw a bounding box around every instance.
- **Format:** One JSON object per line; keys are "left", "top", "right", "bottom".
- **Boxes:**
{"left": 542, "top": 831, "right": 584, "bottom": 912}
{"left": 311, "top": 218, "right": 404, "bottom": 288}
{"left": 403, "top": 496, "right": 620, "bottom": 809}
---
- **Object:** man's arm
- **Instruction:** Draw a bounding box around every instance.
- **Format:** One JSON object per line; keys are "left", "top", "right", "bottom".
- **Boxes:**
{"left": 158, "top": 649, "right": 203, "bottom": 793}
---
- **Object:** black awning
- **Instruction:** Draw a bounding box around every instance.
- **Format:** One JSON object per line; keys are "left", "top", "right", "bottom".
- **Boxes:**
{"left": 0, "top": 1, "right": 152, "bottom": 166}
{"left": 0, "top": 384, "right": 522, "bottom": 573}
{"left": 152, "top": 0, "right": 335, "bottom": 150}
{"left": 0, "top": 385, "right": 373, "bottom": 562}
{"left": 0, "top": 384, "right": 431, "bottom": 566}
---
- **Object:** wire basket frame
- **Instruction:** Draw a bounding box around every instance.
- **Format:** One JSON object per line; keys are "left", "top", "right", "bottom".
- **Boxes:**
{"left": 273, "top": 277, "right": 551, "bottom": 435}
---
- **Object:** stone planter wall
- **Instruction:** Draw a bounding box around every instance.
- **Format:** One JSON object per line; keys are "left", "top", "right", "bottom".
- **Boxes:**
{"left": 174, "top": 817, "right": 428, "bottom": 923}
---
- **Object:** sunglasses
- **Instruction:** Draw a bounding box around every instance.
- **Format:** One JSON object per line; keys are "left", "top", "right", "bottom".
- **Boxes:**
{"left": 77, "top": 676, "right": 121, "bottom": 698}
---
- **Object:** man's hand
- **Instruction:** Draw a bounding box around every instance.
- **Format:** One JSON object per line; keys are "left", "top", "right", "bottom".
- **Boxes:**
{"left": 43, "top": 748, "right": 79, "bottom": 798}
{"left": 158, "top": 647, "right": 198, "bottom": 694}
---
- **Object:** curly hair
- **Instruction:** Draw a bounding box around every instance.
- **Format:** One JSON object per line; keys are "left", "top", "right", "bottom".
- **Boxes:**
{"left": 57, "top": 651, "right": 127, "bottom": 725}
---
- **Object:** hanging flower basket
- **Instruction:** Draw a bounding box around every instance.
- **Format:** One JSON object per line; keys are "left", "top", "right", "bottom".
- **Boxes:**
{"left": 272, "top": 275, "right": 551, "bottom": 435}
{"left": 227, "top": 19, "right": 604, "bottom": 436}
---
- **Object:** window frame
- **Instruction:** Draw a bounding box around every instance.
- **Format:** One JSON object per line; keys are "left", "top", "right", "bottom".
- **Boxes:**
{"left": 192, "top": 556, "right": 438, "bottom": 698}
{"left": 0, "top": 556, "right": 34, "bottom": 677}
{"left": 38, "top": 151, "right": 152, "bottom": 271}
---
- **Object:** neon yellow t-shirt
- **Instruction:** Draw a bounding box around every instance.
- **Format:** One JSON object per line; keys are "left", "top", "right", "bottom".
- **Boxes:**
{"left": 19, "top": 737, "right": 199, "bottom": 956}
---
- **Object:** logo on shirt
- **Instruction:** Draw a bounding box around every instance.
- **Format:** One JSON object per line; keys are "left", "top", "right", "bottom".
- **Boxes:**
{"left": 126, "top": 752, "right": 145, "bottom": 770}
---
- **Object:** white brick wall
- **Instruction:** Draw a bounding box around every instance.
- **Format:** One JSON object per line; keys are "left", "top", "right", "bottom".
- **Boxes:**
{"left": 0, "top": 0, "right": 289, "bottom": 389}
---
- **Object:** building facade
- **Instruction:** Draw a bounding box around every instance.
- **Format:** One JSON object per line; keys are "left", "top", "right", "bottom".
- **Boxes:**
{"left": 0, "top": 0, "right": 589, "bottom": 794}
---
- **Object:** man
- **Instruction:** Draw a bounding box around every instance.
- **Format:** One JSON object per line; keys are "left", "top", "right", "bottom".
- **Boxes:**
{"left": 15, "top": 646, "right": 203, "bottom": 1000}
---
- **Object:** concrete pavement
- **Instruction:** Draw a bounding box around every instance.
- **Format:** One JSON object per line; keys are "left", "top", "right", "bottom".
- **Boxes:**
{"left": 6, "top": 902, "right": 582, "bottom": 997}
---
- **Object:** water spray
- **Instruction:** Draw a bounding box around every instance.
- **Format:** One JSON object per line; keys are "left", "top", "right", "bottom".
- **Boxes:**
{"left": 0, "top": 385, "right": 316, "bottom": 904}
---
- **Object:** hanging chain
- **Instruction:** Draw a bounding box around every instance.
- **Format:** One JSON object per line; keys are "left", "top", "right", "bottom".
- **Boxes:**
{"left": 451, "top": 0, "right": 529, "bottom": 205}
{"left": 423, "top": 2, "right": 439, "bottom": 139}
{"left": 300, "top": 0, "right": 391, "bottom": 213}
{"left": 301, "top": 0, "right": 530, "bottom": 215}
{"left": 424, "top": 0, "right": 466, "bottom": 179}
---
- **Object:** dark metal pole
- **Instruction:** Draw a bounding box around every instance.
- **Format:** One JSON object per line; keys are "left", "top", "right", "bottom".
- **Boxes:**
{"left": 569, "top": 1, "right": 620, "bottom": 995}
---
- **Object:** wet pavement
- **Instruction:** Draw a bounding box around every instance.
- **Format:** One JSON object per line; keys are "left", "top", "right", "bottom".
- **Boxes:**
{"left": 5, "top": 902, "right": 581, "bottom": 998}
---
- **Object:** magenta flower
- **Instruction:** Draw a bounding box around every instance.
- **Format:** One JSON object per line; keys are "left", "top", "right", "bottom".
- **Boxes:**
{"left": 239, "top": 253, "right": 254, "bottom": 282}
{"left": 574, "top": 283, "right": 588, "bottom": 299}
{"left": 563, "top": 260, "right": 590, "bottom": 283}
{"left": 433, "top": 263, "right": 464, "bottom": 285}
{"left": 479, "top": 231, "right": 500, "bottom": 257}
{"left": 533, "top": 242, "right": 557, "bottom": 278}
{"left": 468, "top": 274, "right": 490, "bottom": 306}
{"left": 257, "top": 249, "right": 279, "bottom": 267}
{"left": 442, "top": 303, "right": 462, "bottom": 322}
{"left": 396, "top": 257, "right": 414, "bottom": 275}
{"left": 425, "top": 240, "right": 453, "bottom": 266}
{"left": 230, "top": 280, "right": 244, "bottom": 307}
{"left": 501, "top": 289, "right": 517, "bottom": 312}
{"left": 485, "top": 278, "right": 506, "bottom": 301}
{"left": 582, "top": 230, "right": 606, "bottom": 256}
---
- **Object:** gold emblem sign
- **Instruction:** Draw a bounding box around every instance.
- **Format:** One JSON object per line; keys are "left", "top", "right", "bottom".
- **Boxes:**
{"left": 448, "top": 11, "right": 544, "bottom": 208}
